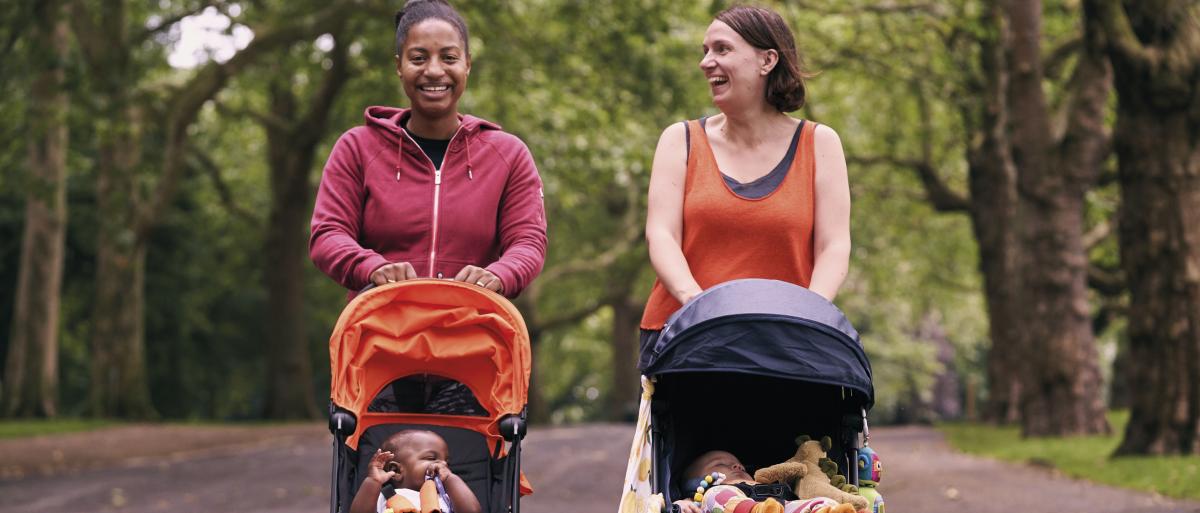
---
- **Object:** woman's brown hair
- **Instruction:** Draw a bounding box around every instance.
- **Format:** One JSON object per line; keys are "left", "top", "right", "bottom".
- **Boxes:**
{"left": 715, "top": 5, "right": 812, "bottom": 112}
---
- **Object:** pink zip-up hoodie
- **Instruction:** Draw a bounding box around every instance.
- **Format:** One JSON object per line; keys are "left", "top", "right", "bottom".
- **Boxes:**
{"left": 310, "top": 107, "right": 547, "bottom": 298}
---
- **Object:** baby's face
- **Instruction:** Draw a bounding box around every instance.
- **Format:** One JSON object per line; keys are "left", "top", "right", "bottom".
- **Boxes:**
{"left": 388, "top": 432, "right": 450, "bottom": 490}
{"left": 693, "top": 450, "right": 754, "bottom": 484}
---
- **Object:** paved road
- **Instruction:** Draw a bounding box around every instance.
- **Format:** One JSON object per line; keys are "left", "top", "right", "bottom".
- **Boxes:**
{"left": 1, "top": 423, "right": 1197, "bottom": 513}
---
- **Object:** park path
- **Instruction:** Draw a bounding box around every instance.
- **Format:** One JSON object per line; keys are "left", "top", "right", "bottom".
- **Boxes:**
{"left": 1, "top": 422, "right": 1197, "bottom": 513}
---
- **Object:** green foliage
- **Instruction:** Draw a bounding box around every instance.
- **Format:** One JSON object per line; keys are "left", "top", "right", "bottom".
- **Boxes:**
{"left": 0, "top": 0, "right": 1126, "bottom": 424}
{"left": 940, "top": 411, "right": 1200, "bottom": 500}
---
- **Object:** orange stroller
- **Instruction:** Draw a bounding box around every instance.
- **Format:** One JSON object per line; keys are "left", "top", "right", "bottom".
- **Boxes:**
{"left": 327, "top": 280, "right": 532, "bottom": 513}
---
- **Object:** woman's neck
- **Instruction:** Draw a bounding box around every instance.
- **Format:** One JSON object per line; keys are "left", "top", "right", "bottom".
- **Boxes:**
{"left": 405, "top": 112, "right": 461, "bottom": 140}
{"left": 714, "top": 103, "right": 790, "bottom": 148}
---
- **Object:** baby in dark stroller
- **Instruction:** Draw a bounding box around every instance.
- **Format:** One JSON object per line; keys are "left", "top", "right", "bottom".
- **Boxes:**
{"left": 671, "top": 450, "right": 854, "bottom": 513}
{"left": 350, "top": 429, "right": 482, "bottom": 513}
{"left": 618, "top": 280, "right": 877, "bottom": 513}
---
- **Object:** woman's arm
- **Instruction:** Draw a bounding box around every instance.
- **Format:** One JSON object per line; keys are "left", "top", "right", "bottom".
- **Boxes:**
{"left": 646, "top": 122, "right": 704, "bottom": 304}
{"left": 310, "top": 131, "right": 391, "bottom": 290}
{"left": 808, "top": 124, "right": 852, "bottom": 301}
{"left": 483, "top": 141, "right": 548, "bottom": 298}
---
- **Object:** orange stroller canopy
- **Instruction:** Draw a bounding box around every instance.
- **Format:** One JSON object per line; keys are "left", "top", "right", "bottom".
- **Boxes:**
{"left": 328, "top": 279, "right": 531, "bottom": 449}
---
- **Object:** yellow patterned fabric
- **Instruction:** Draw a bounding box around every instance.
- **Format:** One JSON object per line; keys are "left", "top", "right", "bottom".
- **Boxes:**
{"left": 617, "top": 377, "right": 665, "bottom": 513}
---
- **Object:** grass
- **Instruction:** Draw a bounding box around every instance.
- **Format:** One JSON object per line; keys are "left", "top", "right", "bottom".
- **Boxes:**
{"left": 0, "top": 418, "right": 116, "bottom": 439}
{"left": 938, "top": 411, "right": 1200, "bottom": 501}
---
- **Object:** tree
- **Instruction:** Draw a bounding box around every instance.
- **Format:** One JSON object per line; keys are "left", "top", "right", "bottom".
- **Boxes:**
{"left": 1086, "top": 0, "right": 1200, "bottom": 456}
{"left": 253, "top": 31, "right": 352, "bottom": 419}
{"left": 68, "top": 0, "right": 358, "bottom": 417}
{"left": 1005, "top": 0, "right": 1111, "bottom": 436}
{"left": 821, "top": 0, "right": 1112, "bottom": 434}
{"left": 3, "top": 0, "right": 70, "bottom": 418}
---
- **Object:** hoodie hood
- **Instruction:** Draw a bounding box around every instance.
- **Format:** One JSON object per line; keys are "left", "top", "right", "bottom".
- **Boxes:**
{"left": 363, "top": 106, "right": 501, "bottom": 143}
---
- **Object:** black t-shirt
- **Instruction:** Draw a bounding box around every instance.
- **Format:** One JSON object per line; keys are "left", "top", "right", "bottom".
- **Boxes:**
{"left": 407, "top": 130, "right": 452, "bottom": 169}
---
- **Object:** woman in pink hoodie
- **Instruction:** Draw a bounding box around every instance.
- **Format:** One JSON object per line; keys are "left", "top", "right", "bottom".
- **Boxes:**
{"left": 310, "top": 0, "right": 547, "bottom": 299}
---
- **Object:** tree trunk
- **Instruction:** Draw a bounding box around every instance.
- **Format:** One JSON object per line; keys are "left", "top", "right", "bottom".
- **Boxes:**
{"left": 72, "top": 0, "right": 155, "bottom": 419}
{"left": 605, "top": 297, "right": 640, "bottom": 422}
{"left": 969, "top": 160, "right": 1022, "bottom": 424}
{"left": 1006, "top": 0, "right": 1110, "bottom": 437}
{"left": 970, "top": 1, "right": 1024, "bottom": 425}
{"left": 261, "top": 81, "right": 318, "bottom": 420}
{"left": 3, "top": 6, "right": 69, "bottom": 418}
{"left": 90, "top": 135, "right": 156, "bottom": 418}
{"left": 90, "top": 225, "right": 156, "bottom": 418}
{"left": 261, "top": 161, "right": 318, "bottom": 419}
{"left": 260, "top": 35, "right": 349, "bottom": 419}
{"left": 1089, "top": 0, "right": 1200, "bottom": 455}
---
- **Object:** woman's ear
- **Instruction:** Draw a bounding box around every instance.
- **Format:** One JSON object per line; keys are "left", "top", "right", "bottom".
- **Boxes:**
{"left": 395, "top": 54, "right": 403, "bottom": 76}
{"left": 760, "top": 49, "right": 779, "bottom": 76}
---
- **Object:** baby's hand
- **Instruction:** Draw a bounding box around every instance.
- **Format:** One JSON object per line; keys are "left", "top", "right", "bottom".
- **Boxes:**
{"left": 367, "top": 449, "right": 396, "bottom": 484}
{"left": 673, "top": 499, "right": 703, "bottom": 513}
{"left": 425, "top": 461, "right": 454, "bottom": 481}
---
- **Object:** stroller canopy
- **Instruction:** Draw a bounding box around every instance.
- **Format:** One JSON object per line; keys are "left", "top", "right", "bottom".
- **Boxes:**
{"left": 639, "top": 278, "right": 873, "bottom": 406}
{"left": 328, "top": 279, "right": 531, "bottom": 448}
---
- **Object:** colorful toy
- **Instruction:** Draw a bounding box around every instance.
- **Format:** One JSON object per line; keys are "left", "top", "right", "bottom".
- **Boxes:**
{"left": 381, "top": 478, "right": 444, "bottom": 513}
{"left": 686, "top": 472, "right": 727, "bottom": 504}
{"left": 753, "top": 436, "right": 868, "bottom": 513}
{"left": 701, "top": 484, "right": 785, "bottom": 513}
{"left": 383, "top": 492, "right": 417, "bottom": 513}
{"left": 856, "top": 447, "right": 884, "bottom": 513}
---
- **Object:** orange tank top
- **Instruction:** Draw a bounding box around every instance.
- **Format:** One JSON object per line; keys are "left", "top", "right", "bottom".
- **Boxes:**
{"left": 640, "top": 119, "right": 817, "bottom": 329}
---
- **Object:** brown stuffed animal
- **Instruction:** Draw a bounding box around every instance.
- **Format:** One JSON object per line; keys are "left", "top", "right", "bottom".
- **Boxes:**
{"left": 753, "top": 436, "right": 869, "bottom": 512}
{"left": 813, "top": 503, "right": 858, "bottom": 513}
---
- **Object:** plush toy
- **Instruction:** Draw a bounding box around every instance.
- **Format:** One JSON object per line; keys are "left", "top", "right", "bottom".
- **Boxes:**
{"left": 701, "top": 484, "right": 785, "bottom": 513}
{"left": 787, "top": 497, "right": 839, "bottom": 513}
{"left": 382, "top": 479, "right": 443, "bottom": 513}
{"left": 855, "top": 447, "right": 884, "bottom": 513}
{"left": 753, "top": 436, "right": 869, "bottom": 513}
{"left": 383, "top": 492, "right": 417, "bottom": 513}
{"left": 818, "top": 458, "right": 857, "bottom": 494}
{"left": 812, "top": 503, "right": 858, "bottom": 513}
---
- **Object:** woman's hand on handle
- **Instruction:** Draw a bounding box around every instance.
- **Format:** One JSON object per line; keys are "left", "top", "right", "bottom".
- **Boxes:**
{"left": 453, "top": 265, "right": 504, "bottom": 294}
{"left": 370, "top": 262, "right": 418, "bottom": 285}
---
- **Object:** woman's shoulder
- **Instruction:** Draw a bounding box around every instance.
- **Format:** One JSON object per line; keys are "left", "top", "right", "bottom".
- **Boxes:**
{"left": 334, "top": 124, "right": 385, "bottom": 147}
{"left": 811, "top": 122, "right": 842, "bottom": 146}
{"left": 655, "top": 120, "right": 692, "bottom": 148}
{"left": 473, "top": 126, "right": 528, "bottom": 149}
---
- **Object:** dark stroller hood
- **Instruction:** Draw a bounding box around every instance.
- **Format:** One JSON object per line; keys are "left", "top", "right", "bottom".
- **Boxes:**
{"left": 639, "top": 279, "right": 874, "bottom": 407}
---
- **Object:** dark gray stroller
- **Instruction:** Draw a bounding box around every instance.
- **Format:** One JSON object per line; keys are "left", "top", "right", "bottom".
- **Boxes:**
{"left": 618, "top": 279, "right": 874, "bottom": 512}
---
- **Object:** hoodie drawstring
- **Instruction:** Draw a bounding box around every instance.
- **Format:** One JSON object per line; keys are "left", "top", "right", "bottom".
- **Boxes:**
{"left": 396, "top": 130, "right": 403, "bottom": 181}
{"left": 465, "top": 131, "right": 474, "bottom": 180}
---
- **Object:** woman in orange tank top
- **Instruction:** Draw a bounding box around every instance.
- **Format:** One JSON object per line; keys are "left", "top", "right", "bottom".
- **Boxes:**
{"left": 641, "top": 5, "right": 851, "bottom": 342}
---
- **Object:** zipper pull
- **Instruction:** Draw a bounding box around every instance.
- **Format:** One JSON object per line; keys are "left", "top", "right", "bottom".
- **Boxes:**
{"left": 395, "top": 170, "right": 400, "bottom": 181}
{"left": 468, "top": 168, "right": 473, "bottom": 180}
{"left": 435, "top": 170, "right": 442, "bottom": 185}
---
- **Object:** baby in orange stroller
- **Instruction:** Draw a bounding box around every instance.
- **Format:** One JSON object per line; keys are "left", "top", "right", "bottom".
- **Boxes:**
{"left": 350, "top": 430, "right": 482, "bottom": 513}
{"left": 327, "top": 281, "right": 533, "bottom": 513}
